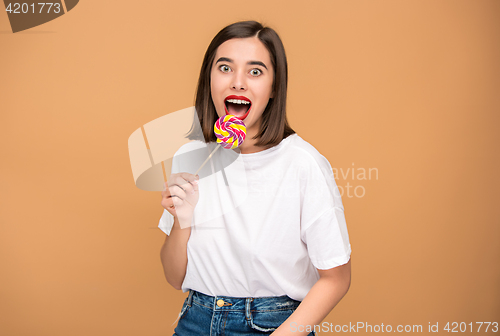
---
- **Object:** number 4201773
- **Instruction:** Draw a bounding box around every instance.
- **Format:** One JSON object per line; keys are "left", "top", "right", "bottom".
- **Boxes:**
{"left": 5, "top": 3, "right": 62, "bottom": 14}
{"left": 443, "top": 322, "right": 498, "bottom": 333}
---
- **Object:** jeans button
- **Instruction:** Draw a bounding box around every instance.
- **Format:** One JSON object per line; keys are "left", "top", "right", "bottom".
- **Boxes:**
{"left": 217, "top": 299, "right": 225, "bottom": 307}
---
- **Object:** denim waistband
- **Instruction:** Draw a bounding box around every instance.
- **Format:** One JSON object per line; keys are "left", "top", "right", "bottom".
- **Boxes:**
{"left": 187, "top": 289, "right": 301, "bottom": 312}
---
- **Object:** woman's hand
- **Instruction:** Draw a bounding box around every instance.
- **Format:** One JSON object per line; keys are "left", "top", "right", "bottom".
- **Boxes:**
{"left": 161, "top": 173, "right": 200, "bottom": 228}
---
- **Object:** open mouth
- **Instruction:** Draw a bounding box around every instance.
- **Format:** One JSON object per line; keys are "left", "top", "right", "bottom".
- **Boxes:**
{"left": 224, "top": 96, "right": 252, "bottom": 120}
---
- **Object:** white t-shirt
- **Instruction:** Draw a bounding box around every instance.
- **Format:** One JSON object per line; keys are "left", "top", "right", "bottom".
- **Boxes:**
{"left": 159, "top": 133, "right": 351, "bottom": 301}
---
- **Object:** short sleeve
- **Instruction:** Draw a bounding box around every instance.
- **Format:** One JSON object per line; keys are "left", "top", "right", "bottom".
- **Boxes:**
{"left": 302, "top": 207, "right": 351, "bottom": 269}
{"left": 159, "top": 209, "right": 174, "bottom": 236}
{"left": 299, "top": 150, "right": 351, "bottom": 269}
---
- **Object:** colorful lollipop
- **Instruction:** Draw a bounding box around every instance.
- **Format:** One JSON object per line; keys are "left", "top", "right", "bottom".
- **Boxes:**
{"left": 214, "top": 115, "right": 246, "bottom": 149}
{"left": 195, "top": 115, "right": 246, "bottom": 175}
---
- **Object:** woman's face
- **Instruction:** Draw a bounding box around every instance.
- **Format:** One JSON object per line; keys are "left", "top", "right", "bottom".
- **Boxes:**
{"left": 210, "top": 36, "right": 274, "bottom": 135}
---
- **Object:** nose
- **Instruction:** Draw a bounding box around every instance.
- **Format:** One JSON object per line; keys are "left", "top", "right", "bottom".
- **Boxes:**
{"left": 230, "top": 70, "right": 247, "bottom": 91}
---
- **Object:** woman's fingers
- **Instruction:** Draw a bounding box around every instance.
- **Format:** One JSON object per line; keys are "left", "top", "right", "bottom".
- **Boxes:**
{"left": 162, "top": 174, "right": 196, "bottom": 200}
{"left": 162, "top": 181, "right": 184, "bottom": 209}
{"left": 162, "top": 173, "right": 199, "bottom": 213}
{"left": 169, "top": 184, "right": 187, "bottom": 199}
{"left": 181, "top": 173, "right": 199, "bottom": 194}
{"left": 192, "top": 174, "right": 200, "bottom": 192}
{"left": 162, "top": 193, "right": 184, "bottom": 209}
{"left": 177, "top": 172, "right": 198, "bottom": 185}
{"left": 162, "top": 195, "right": 183, "bottom": 209}
{"left": 162, "top": 181, "right": 174, "bottom": 195}
{"left": 168, "top": 173, "right": 199, "bottom": 195}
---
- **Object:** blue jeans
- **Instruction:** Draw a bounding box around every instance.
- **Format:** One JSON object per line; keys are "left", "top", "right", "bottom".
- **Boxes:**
{"left": 173, "top": 289, "right": 316, "bottom": 336}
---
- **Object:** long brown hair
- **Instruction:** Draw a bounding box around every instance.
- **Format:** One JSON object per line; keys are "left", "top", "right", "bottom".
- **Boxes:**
{"left": 187, "top": 20, "right": 295, "bottom": 147}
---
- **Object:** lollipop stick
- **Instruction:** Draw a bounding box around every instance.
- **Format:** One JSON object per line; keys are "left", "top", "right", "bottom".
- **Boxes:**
{"left": 195, "top": 145, "right": 220, "bottom": 175}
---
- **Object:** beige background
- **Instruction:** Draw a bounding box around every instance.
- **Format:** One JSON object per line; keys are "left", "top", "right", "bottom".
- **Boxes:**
{"left": 1, "top": 0, "right": 499, "bottom": 335}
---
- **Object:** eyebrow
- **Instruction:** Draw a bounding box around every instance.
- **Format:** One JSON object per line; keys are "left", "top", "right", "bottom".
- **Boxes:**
{"left": 215, "top": 57, "right": 268, "bottom": 70}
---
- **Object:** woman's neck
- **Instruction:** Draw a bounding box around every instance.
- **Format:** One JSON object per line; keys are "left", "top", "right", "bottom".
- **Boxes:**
{"left": 235, "top": 132, "right": 272, "bottom": 154}
{"left": 234, "top": 121, "right": 272, "bottom": 154}
{"left": 236, "top": 140, "right": 268, "bottom": 154}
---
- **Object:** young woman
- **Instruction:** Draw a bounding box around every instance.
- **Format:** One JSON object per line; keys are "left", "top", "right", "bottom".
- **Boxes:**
{"left": 159, "top": 20, "right": 351, "bottom": 336}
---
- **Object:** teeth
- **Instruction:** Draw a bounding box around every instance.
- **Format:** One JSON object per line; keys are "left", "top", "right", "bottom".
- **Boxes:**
{"left": 225, "top": 99, "right": 250, "bottom": 105}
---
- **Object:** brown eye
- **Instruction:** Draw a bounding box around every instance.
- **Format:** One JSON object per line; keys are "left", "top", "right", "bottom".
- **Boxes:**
{"left": 250, "top": 69, "right": 262, "bottom": 76}
{"left": 219, "top": 65, "right": 231, "bottom": 73}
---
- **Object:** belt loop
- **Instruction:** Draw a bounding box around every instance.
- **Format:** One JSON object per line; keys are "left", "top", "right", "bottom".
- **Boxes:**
{"left": 187, "top": 289, "right": 194, "bottom": 307}
{"left": 245, "top": 297, "right": 252, "bottom": 321}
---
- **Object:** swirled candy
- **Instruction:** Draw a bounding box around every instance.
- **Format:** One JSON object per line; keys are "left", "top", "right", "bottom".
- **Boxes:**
{"left": 214, "top": 115, "right": 246, "bottom": 149}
